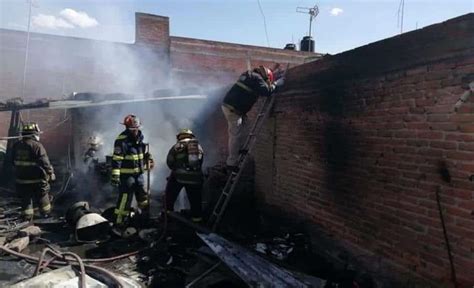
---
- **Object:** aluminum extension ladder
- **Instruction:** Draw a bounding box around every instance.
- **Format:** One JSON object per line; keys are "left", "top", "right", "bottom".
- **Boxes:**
{"left": 207, "top": 93, "right": 276, "bottom": 232}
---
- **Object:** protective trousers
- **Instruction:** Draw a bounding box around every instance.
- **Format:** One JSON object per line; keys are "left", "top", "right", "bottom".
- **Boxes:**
{"left": 16, "top": 182, "right": 51, "bottom": 218}
{"left": 114, "top": 174, "right": 148, "bottom": 225}
{"left": 165, "top": 174, "right": 202, "bottom": 221}
{"left": 221, "top": 104, "right": 250, "bottom": 167}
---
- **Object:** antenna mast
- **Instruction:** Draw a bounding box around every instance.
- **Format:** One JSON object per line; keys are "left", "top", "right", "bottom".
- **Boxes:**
{"left": 296, "top": 4, "right": 319, "bottom": 38}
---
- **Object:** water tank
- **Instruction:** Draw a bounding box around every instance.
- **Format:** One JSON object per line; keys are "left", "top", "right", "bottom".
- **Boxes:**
{"left": 300, "top": 36, "right": 315, "bottom": 52}
{"left": 284, "top": 43, "right": 297, "bottom": 50}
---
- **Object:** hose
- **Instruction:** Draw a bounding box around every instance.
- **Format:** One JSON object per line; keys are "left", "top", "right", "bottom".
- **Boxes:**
{"left": 0, "top": 245, "right": 125, "bottom": 287}
{"left": 0, "top": 187, "right": 15, "bottom": 194}
{"left": 156, "top": 189, "right": 168, "bottom": 245}
{"left": 0, "top": 221, "right": 31, "bottom": 235}
{"left": 51, "top": 171, "right": 72, "bottom": 204}
{"left": 81, "top": 250, "right": 141, "bottom": 263}
{"left": 55, "top": 251, "right": 87, "bottom": 288}
{"left": 34, "top": 248, "right": 86, "bottom": 288}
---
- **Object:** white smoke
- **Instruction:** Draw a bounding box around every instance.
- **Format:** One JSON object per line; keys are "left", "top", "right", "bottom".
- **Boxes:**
{"left": 20, "top": 10, "right": 230, "bottom": 210}
{"left": 69, "top": 46, "right": 227, "bottom": 209}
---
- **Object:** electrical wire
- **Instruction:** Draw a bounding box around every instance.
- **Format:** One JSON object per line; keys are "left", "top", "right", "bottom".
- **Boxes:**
{"left": 22, "top": 0, "right": 33, "bottom": 122}
{"left": 435, "top": 186, "right": 458, "bottom": 288}
{"left": 397, "top": 0, "right": 405, "bottom": 34}
{"left": 256, "top": 0, "right": 270, "bottom": 47}
{"left": 0, "top": 115, "right": 70, "bottom": 140}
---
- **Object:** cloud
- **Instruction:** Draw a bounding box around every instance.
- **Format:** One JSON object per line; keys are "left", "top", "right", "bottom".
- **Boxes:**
{"left": 32, "top": 14, "right": 74, "bottom": 29}
{"left": 59, "top": 8, "right": 98, "bottom": 28}
{"left": 330, "top": 8, "right": 344, "bottom": 16}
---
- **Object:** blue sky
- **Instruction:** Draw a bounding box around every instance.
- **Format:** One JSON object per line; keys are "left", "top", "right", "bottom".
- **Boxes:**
{"left": 1, "top": 0, "right": 473, "bottom": 54}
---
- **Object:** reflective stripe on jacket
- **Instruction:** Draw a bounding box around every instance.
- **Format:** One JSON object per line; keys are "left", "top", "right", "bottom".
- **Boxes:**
{"left": 111, "top": 130, "right": 146, "bottom": 176}
{"left": 166, "top": 138, "right": 204, "bottom": 184}
{"left": 11, "top": 138, "right": 53, "bottom": 183}
{"left": 222, "top": 71, "right": 275, "bottom": 115}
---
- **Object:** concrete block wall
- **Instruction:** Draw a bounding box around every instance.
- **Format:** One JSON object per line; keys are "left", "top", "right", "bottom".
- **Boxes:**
{"left": 255, "top": 14, "right": 474, "bottom": 286}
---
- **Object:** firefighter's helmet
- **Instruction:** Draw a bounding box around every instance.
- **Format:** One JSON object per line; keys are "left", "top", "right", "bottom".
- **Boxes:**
{"left": 21, "top": 122, "right": 41, "bottom": 135}
{"left": 121, "top": 114, "right": 141, "bottom": 129}
{"left": 253, "top": 66, "right": 274, "bottom": 83}
{"left": 176, "top": 128, "right": 195, "bottom": 140}
{"left": 88, "top": 136, "right": 101, "bottom": 147}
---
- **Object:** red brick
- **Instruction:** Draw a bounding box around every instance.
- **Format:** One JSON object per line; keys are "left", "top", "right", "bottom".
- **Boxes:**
{"left": 457, "top": 200, "right": 474, "bottom": 213}
{"left": 446, "top": 151, "right": 474, "bottom": 161}
{"left": 459, "top": 124, "right": 474, "bottom": 133}
{"left": 426, "top": 105, "right": 455, "bottom": 114}
{"left": 429, "top": 122, "right": 458, "bottom": 131}
{"left": 430, "top": 141, "right": 457, "bottom": 150}
{"left": 458, "top": 143, "right": 474, "bottom": 151}
{"left": 445, "top": 133, "right": 474, "bottom": 142}
{"left": 451, "top": 114, "right": 474, "bottom": 123}
{"left": 417, "top": 131, "right": 444, "bottom": 140}
{"left": 403, "top": 114, "right": 426, "bottom": 122}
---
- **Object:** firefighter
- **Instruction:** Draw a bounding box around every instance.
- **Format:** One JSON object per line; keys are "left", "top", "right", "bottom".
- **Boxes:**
{"left": 11, "top": 122, "right": 55, "bottom": 220}
{"left": 81, "top": 135, "right": 103, "bottom": 202}
{"left": 221, "top": 65, "right": 285, "bottom": 170}
{"left": 111, "top": 114, "right": 154, "bottom": 227}
{"left": 165, "top": 129, "right": 204, "bottom": 222}
{"left": 83, "top": 135, "right": 102, "bottom": 171}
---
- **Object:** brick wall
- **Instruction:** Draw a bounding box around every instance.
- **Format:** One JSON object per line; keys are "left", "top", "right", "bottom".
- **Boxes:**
{"left": 170, "top": 36, "right": 320, "bottom": 87}
{"left": 168, "top": 37, "right": 319, "bottom": 163}
{"left": 255, "top": 14, "right": 474, "bottom": 286}
{"left": 0, "top": 12, "right": 315, "bottom": 163}
{"left": 135, "top": 13, "right": 169, "bottom": 48}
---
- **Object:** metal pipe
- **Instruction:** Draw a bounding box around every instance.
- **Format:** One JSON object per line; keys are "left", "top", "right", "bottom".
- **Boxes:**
{"left": 145, "top": 143, "right": 151, "bottom": 217}
{"left": 167, "top": 211, "right": 211, "bottom": 234}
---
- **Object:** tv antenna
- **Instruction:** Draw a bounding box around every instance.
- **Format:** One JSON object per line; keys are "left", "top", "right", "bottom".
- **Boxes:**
{"left": 296, "top": 4, "right": 319, "bottom": 38}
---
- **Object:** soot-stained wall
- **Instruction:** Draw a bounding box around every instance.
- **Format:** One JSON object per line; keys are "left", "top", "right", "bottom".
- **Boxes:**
{"left": 255, "top": 13, "right": 474, "bottom": 286}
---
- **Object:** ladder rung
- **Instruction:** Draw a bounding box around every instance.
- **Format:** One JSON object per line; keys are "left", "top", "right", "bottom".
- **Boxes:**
{"left": 209, "top": 99, "right": 275, "bottom": 230}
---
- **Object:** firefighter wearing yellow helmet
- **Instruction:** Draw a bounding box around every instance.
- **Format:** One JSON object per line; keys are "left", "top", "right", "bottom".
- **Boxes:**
{"left": 11, "top": 122, "right": 55, "bottom": 220}
{"left": 164, "top": 128, "right": 204, "bottom": 222}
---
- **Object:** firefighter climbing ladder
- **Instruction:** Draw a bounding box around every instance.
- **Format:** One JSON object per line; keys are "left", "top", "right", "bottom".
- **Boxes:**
{"left": 208, "top": 94, "right": 275, "bottom": 231}
{"left": 207, "top": 85, "right": 280, "bottom": 232}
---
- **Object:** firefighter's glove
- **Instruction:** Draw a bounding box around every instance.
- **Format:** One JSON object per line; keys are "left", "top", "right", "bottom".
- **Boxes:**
{"left": 274, "top": 77, "right": 285, "bottom": 87}
{"left": 49, "top": 173, "right": 56, "bottom": 182}
{"left": 148, "top": 158, "right": 155, "bottom": 170}
{"left": 111, "top": 175, "right": 120, "bottom": 186}
{"left": 145, "top": 152, "right": 154, "bottom": 170}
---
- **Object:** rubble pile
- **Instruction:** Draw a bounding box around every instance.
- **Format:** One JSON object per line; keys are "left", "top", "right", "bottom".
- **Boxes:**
{"left": 0, "top": 192, "right": 376, "bottom": 288}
